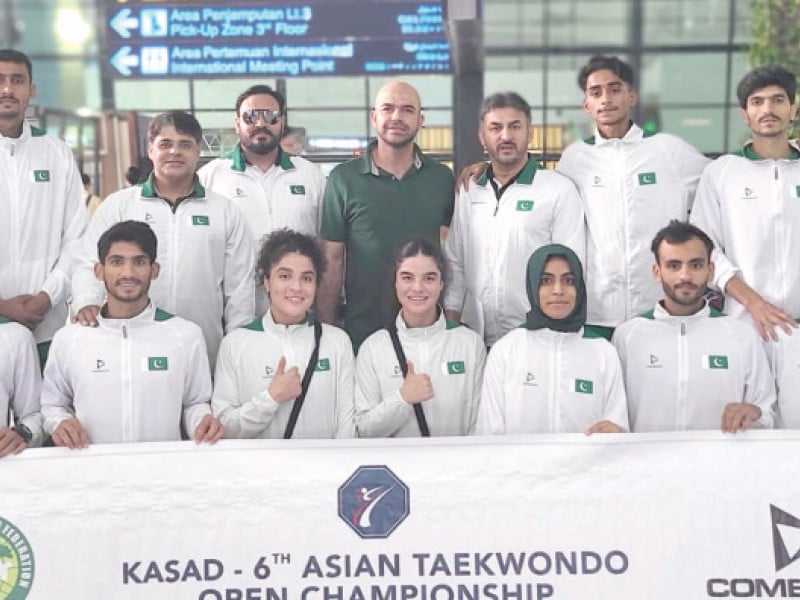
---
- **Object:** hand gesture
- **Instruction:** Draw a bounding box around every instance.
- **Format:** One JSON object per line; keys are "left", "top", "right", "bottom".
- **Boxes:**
{"left": 399, "top": 360, "right": 434, "bottom": 404}
{"left": 268, "top": 356, "right": 302, "bottom": 403}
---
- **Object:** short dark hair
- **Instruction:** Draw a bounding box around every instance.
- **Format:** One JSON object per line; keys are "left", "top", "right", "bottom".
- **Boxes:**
{"left": 394, "top": 236, "right": 448, "bottom": 286}
{"left": 80, "top": 172, "right": 90, "bottom": 186}
{"left": 147, "top": 110, "right": 202, "bottom": 144}
{"left": 736, "top": 64, "right": 797, "bottom": 108}
{"left": 98, "top": 221, "right": 158, "bottom": 264}
{"left": 0, "top": 49, "right": 32, "bottom": 80}
{"left": 257, "top": 228, "right": 325, "bottom": 284}
{"left": 235, "top": 84, "right": 286, "bottom": 115}
{"left": 578, "top": 55, "right": 635, "bottom": 91}
{"left": 480, "top": 92, "right": 531, "bottom": 123}
{"left": 651, "top": 220, "right": 714, "bottom": 262}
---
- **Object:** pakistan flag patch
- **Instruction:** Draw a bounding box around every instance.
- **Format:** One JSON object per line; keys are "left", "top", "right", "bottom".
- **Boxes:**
{"left": 315, "top": 358, "right": 331, "bottom": 371}
{"left": 33, "top": 169, "right": 50, "bottom": 182}
{"left": 703, "top": 355, "right": 728, "bottom": 369}
{"left": 147, "top": 357, "right": 169, "bottom": 371}
{"left": 290, "top": 185, "right": 306, "bottom": 195}
{"left": 574, "top": 379, "right": 594, "bottom": 394}
{"left": 446, "top": 361, "right": 466, "bottom": 375}
{"left": 637, "top": 172, "right": 657, "bottom": 185}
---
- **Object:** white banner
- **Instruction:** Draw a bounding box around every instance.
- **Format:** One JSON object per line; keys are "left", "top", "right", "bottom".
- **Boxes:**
{"left": 3, "top": 431, "right": 800, "bottom": 599}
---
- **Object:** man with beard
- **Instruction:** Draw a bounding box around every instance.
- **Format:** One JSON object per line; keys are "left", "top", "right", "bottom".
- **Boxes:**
{"left": 691, "top": 65, "right": 799, "bottom": 341}
{"left": 0, "top": 49, "right": 87, "bottom": 365}
{"left": 318, "top": 81, "right": 454, "bottom": 349}
{"left": 42, "top": 221, "right": 223, "bottom": 447}
{"left": 199, "top": 85, "right": 324, "bottom": 315}
{"left": 443, "top": 92, "right": 584, "bottom": 346}
{"left": 71, "top": 111, "right": 255, "bottom": 368}
{"left": 612, "top": 220, "right": 775, "bottom": 432}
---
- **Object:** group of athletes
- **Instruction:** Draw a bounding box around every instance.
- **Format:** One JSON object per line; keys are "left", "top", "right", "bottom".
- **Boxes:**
{"left": 1, "top": 47, "right": 798, "bottom": 457}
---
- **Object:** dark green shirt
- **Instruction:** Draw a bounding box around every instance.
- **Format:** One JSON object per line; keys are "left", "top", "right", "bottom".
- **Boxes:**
{"left": 321, "top": 142, "right": 454, "bottom": 348}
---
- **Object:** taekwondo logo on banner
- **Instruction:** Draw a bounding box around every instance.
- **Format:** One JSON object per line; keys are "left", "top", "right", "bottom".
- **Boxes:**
{"left": 338, "top": 466, "right": 409, "bottom": 539}
{"left": 0, "top": 516, "right": 34, "bottom": 600}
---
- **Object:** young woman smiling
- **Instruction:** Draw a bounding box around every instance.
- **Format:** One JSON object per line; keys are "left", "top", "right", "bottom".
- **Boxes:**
{"left": 212, "top": 229, "right": 355, "bottom": 439}
{"left": 355, "top": 237, "right": 486, "bottom": 437}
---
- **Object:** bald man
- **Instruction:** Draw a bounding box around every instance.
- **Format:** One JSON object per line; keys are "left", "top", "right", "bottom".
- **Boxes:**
{"left": 319, "top": 81, "right": 455, "bottom": 349}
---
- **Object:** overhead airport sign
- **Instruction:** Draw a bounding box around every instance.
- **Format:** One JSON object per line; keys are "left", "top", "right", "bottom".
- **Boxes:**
{"left": 105, "top": 1, "right": 452, "bottom": 78}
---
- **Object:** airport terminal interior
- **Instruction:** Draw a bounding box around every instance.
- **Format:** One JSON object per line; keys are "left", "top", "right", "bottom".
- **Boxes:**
{"left": 2, "top": 0, "right": 767, "bottom": 195}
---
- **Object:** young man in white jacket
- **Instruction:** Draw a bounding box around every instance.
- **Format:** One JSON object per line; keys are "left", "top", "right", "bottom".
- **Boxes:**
{"left": 42, "top": 221, "right": 223, "bottom": 447}
{"left": 613, "top": 221, "right": 775, "bottom": 432}
{"left": 691, "top": 65, "right": 800, "bottom": 341}
{"left": 71, "top": 111, "right": 255, "bottom": 368}
{"left": 0, "top": 318, "right": 43, "bottom": 456}
{"left": 556, "top": 55, "right": 710, "bottom": 336}
{"left": 198, "top": 85, "right": 326, "bottom": 316}
{"left": 444, "top": 92, "right": 584, "bottom": 346}
{"left": 0, "top": 49, "right": 87, "bottom": 362}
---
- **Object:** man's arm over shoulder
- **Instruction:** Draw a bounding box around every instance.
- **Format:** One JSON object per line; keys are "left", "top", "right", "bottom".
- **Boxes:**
{"left": 41, "top": 145, "right": 88, "bottom": 306}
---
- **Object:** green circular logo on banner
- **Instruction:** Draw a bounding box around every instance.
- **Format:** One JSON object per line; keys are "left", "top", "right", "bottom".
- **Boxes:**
{"left": 0, "top": 517, "right": 34, "bottom": 600}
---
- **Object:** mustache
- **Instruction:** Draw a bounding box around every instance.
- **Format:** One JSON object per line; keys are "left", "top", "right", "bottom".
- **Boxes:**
{"left": 759, "top": 114, "right": 779, "bottom": 121}
{"left": 251, "top": 127, "right": 274, "bottom": 136}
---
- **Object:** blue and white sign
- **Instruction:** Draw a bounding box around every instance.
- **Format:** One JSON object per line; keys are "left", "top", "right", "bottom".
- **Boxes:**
{"left": 104, "top": 0, "right": 452, "bottom": 78}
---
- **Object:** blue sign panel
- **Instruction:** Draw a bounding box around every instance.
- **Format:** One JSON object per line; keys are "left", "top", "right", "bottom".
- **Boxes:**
{"left": 105, "top": 1, "right": 451, "bottom": 78}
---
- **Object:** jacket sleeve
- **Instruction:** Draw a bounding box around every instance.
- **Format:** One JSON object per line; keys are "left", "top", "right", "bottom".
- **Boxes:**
{"left": 40, "top": 150, "right": 88, "bottom": 305}
{"left": 466, "top": 336, "right": 488, "bottom": 435}
{"left": 689, "top": 164, "right": 739, "bottom": 291}
{"left": 181, "top": 326, "right": 213, "bottom": 435}
{"left": 312, "top": 164, "right": 327, "bottom": 233}
{"left": 599, "top": 342, "right": 630, "bottom": 432}
{"left": 552, "top": 177, "right": 587, "bottom": 266}
{"left": 475, "top": 337, "right": 509, "bottom": 434}
{"left": 7, "top": 325, "right": 43, "bottom": 446}
{"left": 354, "top": 333, "right": 416, "bottom": 437}
{"left": 742, "top": 329, "right": 776, "bottom": 428}
{"left": 222, "top": 202, "right": 256, "bottom": 332}
{"left": 333, "top": 332, "right": 356, "bottom": 438}
{"left": 71, "top": 197, "right": 121, "bottom": 310}
{"left": 669, "top": 135, "right": 711, "bottom": 214}
{"left": 40, "top": 332, "right": 76, "bottom": 435}
{"left": 442, "top": 188, "right": 468, "bottom": 313}
{"left": 211, "top": 335, "right": 281, "bottom": 438}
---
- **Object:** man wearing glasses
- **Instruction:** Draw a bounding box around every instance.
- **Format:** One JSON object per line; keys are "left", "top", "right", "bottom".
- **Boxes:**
{"left": 199, "top": 85, "right": 325, "bottom": 316}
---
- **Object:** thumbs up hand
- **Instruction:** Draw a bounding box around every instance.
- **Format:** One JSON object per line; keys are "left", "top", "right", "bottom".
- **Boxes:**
{"left": 268, "top": 356, "right": 303, "bottom": 403}
{"left": 399, "top": 360, "right": 434, "bottom": 404}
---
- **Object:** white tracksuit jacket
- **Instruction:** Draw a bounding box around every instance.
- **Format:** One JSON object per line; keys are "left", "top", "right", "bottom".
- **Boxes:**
{"left": 443, "top": 157, "right": 585, "bottom": 346}
{"left": 766, "top": 322, "right": 800, "bottom": 428}
{"left": 41, "top": 304, "right": 213, "bottom": 443}
{"left": 0, "top": 123, "right": 87, "bottom": 343}
{"left": 557, "top": 124, "right": 710, "bottom": 327}
{"left": 199, "top": 147, "right": 326, "bottom": 316}
{"left": 355, "top": 313, "right": 487, "bottom": 437}
{"left": 612, "top": 302, "right": 775, "bottom": 431}
{"left": 70, "top": 177, "right": 255, "bottom": 367}
{"left": 212, "top": 312, "right": 355, "bottom": 439}
{"left": 0, "top": 318, "right": 43, "bottom": 446}
{"left": 477, "top": 327, "right": 629, "bottom": 434}
{"left": 691, "top": 142, "right": 800, "bottom": 319}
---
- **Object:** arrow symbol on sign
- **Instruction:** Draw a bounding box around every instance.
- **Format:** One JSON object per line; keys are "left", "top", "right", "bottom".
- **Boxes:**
{"left": 110, "top": 46, "right": 139, "bottom": 77}
{"left": 110, "top": 8, "right": 139, "bottom": 39}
